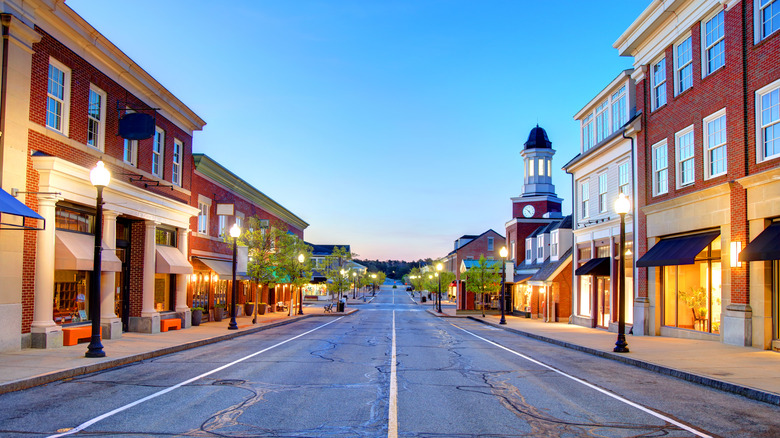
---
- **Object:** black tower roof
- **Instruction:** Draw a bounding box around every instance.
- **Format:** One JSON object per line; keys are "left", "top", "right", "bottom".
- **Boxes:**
{"left": 524, "top": 125, "right": 552, "bottom": 149}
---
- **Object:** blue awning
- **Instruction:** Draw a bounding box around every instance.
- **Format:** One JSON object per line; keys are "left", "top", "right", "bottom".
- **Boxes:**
{"left": 739, "top": 222, "right": 780, "bottom": 262}
{"left": 637, "top": 231, "right": 720, "bottom": 267}
{"left": 0, "top": 188, "right": 44, "bottom": 230}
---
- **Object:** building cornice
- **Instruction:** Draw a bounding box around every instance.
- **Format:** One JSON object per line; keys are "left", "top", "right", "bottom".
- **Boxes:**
{"left": 736, "top": 166, "right": 780, "bottom": 190}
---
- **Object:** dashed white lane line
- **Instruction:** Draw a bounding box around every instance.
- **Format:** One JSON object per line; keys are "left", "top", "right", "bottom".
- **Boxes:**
{"left": 48, "top": 317, "right": 345, "bottom": 438}
{"left": 452, "top": 324, "right": 713, "bottom": 438}
{"left": 388, "top": 310, "right": 398, "bottom": 438}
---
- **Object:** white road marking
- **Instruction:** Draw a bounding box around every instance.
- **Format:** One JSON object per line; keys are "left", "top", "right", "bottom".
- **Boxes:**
{"left": 452, "top": 324, "right": 713, "bottom": 438}
{"left": 48, "top": 317, "right": 345, "bottom": 438}
{"left": 388, "top": 310, "right": 398, "bottom": 438}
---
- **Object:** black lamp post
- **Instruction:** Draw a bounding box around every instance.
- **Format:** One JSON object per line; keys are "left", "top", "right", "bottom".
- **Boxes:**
{"left": 372, "top": 273, "right": 377, "bottom": 296}
{"left": 298, "top": 253, "right": 305, "bottom": 315}
{"left": 86, "top": 161, "right": 110, "bottom": 358}
{"left": 499, "top": 246, "right": 508, "bottom": 325}
{"left": 436, "top": 263, "right": 443, "bottom": 313}
{"left": 352, "top": 272, "right": 357, "bottom": 299}
{"left": 228, "top": 223, "right": 240, "bottom": 330}
{"left": 614, "top": 193, "right": 630, "bottom": 353}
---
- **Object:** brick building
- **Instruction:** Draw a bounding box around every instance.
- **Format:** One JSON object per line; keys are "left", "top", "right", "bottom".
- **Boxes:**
{"left": 442, "top": 230, "right": 505, "bottom": 311}
{"left": 614, "top": 0, "right": 780, "bottom": 349}
{"left": 0, "top": 0, "right": 205, "bottom": 352}
{"left": 189, "top": 154, "right": 308, "bottom": 321}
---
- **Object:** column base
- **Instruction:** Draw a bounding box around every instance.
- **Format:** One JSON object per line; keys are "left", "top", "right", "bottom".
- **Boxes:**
{"left": 129, "top": 314, "right": 160, "bottom": 334}
{"left": 176, "top": 309, "right": 192, "bottom": 329}
{"left": 100, "top": 317, "right": 123, "bottom": 340}
{"left": 30, "top": 325, "right": 63, "bottom": 349}
{"left": 723, "top": 304, "right": 752, "bottom": 346}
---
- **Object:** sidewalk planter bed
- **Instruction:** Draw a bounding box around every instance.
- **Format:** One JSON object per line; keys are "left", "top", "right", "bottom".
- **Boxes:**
{"left": 191, "top": 308, "right": 204, "bottom": 326}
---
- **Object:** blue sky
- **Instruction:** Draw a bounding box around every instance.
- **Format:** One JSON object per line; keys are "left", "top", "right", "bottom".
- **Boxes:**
{"left": 68, "top": 0, "right": 648, "bottom": 261}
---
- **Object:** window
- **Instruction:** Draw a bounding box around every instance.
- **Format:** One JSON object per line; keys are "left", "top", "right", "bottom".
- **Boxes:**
{"left": 526, "top": 239, "right": 533, "bottom": 261}
{"left": 172, "top": 139, "right": 183, "bottom": 186}
{"left": 652, "top": 141, "right": 669, "bottom": 195}
{"left": 651, "top": 58, "right": 667, "bottom": 110}
{"left": 676, "top": 127, "right": 695, "bottom": 186}
{"left": 703, "top": 11, "right": 725, "bottom": 76}
{"left": 155, "top": 228, "right": 176, "bottom": 247}
{"left": 611, "top": 86, "right": 627, "bottom": 130}
{"left": 46, "top": 59, "right": 70, "bottom": 135}
{"left": 704, "top": 110, "right": 727, "bottom": 178}
{"left": 528, "top": 158, "right": 535, "bottom": 177}
{"left": 618, "top": 162, "right": 630, "bottom": 195}
{"left": 759, "top": 0, "right": 780, "bottom": 40}
{"left": 123, "top": 139, "right": 138, "bottom": 167}
{"left": 580, "top": 181, "right": 590, "bottom": 219}
{"left": 596, "top": 101, "right": 609, "bottom": 142}
{"left": 152, "top": 127, "right": 165, "bottom": 178}
{"left": 487, "top": 237, "right": 494, "bottom": 251}
{"left": 511, "top": 240, "right": 515, "bottom": 261}
{"left": 538, "top": 158, "right": 544, "bottom": 176}
{"left": 582, "top": 114, "right": 594, "bottom": 149}
{"left": 218, "top": 215, "right": 228, "bottom": 238}
{"left": 55, "top": 206, "right": 94, "bottom": 234}
{"left": 758, "top": 82, "right": 780, "bottom": 161}
{"left": 236, "top": 213, "right": 243, "bottom": 230}
{"left": 598, "top": 173, "right": 608, "bottom": 213}
{"left": 87, "top": 85, "right": 106, "bottom": 150}
{"left": 550, "top": 232, "right": 558, "bottom": 257}
{"left": 197, "top": 200, "right": 210, "bottom": 235}
{"left": 537, "top": 238, "right": 544, "bottom": 259}
{"left": 675, "top": 36, "right": 693, "bottom": 94}
{"left": 547, "top": 159, "right": 551, "bottom": 177}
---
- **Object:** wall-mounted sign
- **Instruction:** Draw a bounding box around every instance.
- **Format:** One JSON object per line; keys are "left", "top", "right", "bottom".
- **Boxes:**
{"left": 118, "top": 112, "right": 155, "bottom": 140}
{"left": 216, "top": 203, "right": 235, "bottom": 216}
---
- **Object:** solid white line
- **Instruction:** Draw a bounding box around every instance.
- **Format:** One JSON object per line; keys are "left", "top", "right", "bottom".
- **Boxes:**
{"left": 48, "top": 317, "right": 345, "bottom": 438}
{"left": 452, "top": 324, "right": 713, "bottom": 438}
{"left": 388, "top": 310, "right": 398, "bottom": 438}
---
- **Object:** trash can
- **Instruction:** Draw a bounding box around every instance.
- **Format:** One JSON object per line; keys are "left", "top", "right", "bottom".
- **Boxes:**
{"left": 337, "top": 301, "right": 345, "bottom": 312}
{"left": 421, "top": 296, "right": 426, "bottom": 303}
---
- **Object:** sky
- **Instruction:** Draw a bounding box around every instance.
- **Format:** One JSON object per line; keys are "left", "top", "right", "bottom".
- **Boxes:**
{"left": 68, "top": 0, "right": 649, "bottom": 262}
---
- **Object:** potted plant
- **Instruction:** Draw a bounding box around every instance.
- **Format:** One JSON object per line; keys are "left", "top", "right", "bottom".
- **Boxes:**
{"left": 191, "top": 307, "right": 204, "bottom": 326}
{"left": 258, "top": 303, "right": 268, "bottom": 315}
{"left": 213, "top": 303, "right": 226, "bottom": 321}
{"left": 245, "top": 302, "right": 255, "bottom": 316}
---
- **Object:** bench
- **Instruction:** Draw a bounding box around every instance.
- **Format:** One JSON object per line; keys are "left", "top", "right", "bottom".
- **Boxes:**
{"left": 324, "top": 303, "right": 333, "bottom": 313}
{"left": 160, "top": 318, "right": 181, "bottom": 332}
{"left": 276, "top": 301, "right": 288, "bottom": 312}
{"left": 62, "top": 325, "right": 101, "bottom": 346}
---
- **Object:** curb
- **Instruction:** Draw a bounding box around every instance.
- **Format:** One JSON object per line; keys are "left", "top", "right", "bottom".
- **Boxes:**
{"left": 0, "top": 311, "right": 357, "bottom": 396}
{"left": 468, "top": 316, "right": 780, "bottom": 406}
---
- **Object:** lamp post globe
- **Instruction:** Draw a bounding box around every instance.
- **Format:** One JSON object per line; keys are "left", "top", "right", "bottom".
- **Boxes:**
{"left": 613, "top": 193, "right": 630, "bottom": 353}
{"left": 86, "top": 161, "right": 110, "bottom": 358}
{"left": 499, "top": 246, "right": 508, "bottom": 325}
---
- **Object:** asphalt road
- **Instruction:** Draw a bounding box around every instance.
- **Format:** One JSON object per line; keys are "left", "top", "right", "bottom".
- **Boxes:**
{"left": 1, "top": 285, "right": 779, "bottom": 437}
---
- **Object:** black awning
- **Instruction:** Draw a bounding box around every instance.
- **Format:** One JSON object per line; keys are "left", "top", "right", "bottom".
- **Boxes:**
{"left": 739, "top": 222, "right": 780, "bottom": 262}
{"left": 575, "top": 257, "right": 611, "bottom": 276}
{"left": 0, "top": 188, "right": 44, "bottom": 230}
{"left": 636, "top": 231, "right": 720, "bottom": 267}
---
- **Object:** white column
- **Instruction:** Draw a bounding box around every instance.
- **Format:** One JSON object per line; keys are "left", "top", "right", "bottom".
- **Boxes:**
{"left": 31, "top": 196, "right": 62, "bottom": 348}
{"left": 142, "top": 220, "right": 158, "bottom": 317}
{"left": 175, "top": 228, "right": 191, "bottom": 328}
{"left": 100, "top": 211, "right": 122, "bottom": 339}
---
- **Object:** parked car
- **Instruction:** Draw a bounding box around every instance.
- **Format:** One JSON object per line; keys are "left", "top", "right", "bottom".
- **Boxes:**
{"left": 405, "top": 286, "right": 412, "bottom": 291}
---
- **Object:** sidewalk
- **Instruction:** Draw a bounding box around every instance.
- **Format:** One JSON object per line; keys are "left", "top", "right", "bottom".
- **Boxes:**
{"left": 426, "top": 305, "right": 780, "bottom": 405}
{"left": 0, "top": 304, "right": 357, "bottom": 395}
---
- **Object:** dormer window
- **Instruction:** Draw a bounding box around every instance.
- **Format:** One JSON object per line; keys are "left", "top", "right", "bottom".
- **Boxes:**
{"left": 551, "top": 232, "right": 559, "bottom": 257}
{"left": 537, "top": 238, "right": 544, "bottom": 259}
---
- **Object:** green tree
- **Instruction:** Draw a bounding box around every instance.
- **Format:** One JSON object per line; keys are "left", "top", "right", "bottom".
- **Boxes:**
{"left": 464, "top": 255, "right": 501, "bottom": 317}
{"left": 324, "top": 246, "right": 352, "bottom": 304}
{"left": 234, "top": 216, "right": 284, "bottom": 322}
{"left": 275, "top": 232, "right": 313, "bottom": 314}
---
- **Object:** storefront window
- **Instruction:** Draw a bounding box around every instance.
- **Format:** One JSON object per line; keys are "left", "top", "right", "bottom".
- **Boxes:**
{"left": 54, "top": 270, "right": 90, "bottom": 324}
{"left": 192, "top": 272, "right": 210, "bottom": 310}
{"left": 55, "top": 206, "right": 94, "bottom": 233}
{"left": 662, "top": 238, "right": 722, "bottom": 333}
{"left": 579, "top": 275, "right": 591, "bottom": 316}
{"left": 154, "top": 273, "right": 174, "bottom": 311}
{"left": 155, "top": 228, "right": 176, "bottom": 247}
{"left": 215, "top": 279, "right": 228, "bottom": 306}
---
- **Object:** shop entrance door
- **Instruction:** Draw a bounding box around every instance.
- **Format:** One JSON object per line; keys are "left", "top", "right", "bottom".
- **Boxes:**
{"left": 597, "top": 277, "right": 611, "bottom": 328}
{"left": 115, "top": 219, "right": 132, "bottom": 332}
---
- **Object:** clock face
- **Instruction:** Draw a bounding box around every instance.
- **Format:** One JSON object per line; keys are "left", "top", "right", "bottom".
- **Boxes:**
{"left": 523, "top": 204, "right": 535, "bottom": 218}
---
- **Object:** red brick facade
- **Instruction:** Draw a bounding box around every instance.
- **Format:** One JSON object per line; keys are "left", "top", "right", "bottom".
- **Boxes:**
{"left": 451, "top": 230, "right": 506, "bottom": 310}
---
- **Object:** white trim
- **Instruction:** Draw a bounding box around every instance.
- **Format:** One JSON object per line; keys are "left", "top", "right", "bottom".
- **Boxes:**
{"left": 87, "top": 84, "right": 106, "bottom": 152}
{"left": 673, "top": 33, "right": 693, "bottom": 96}
{"left": 675, "top": 125, "right": 695, "bottom": 188}
{"left": 703, "top": 108, "right": 728, "bottom": 179}
{"left": 701, "top": 8, "right": 726, "bottom": 78}
{"left": 46, "top": 57, "right": 71, "bottom": 136}
{"left": 756, "top": 77, "right": 780, "bottom": 163}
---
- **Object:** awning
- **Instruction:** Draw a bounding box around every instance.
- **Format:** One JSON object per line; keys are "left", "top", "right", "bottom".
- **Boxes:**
{"left": 194, "top": 257, "right": 246, "bottom": 279}
{"left": 636, "top": 231, "right": 720, "bottom": 267}
{"left": 739, "top": 222, "right": 780, "bottom": 262}
{"left": 55, "top": 231, "right": 121, "bottom": 272}
{"left": 0, "top": 188, "right": 44, "bottom": 230}
{"left": 156, "top": 246, "right": 193, "bottom": 274}
{"left": 575, "top": 257, "right": 611, "bottom": 276}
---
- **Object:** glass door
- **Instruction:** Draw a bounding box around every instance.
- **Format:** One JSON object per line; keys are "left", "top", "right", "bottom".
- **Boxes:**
{"left": 597, "top": 277, "right": 611, "bottom": 328}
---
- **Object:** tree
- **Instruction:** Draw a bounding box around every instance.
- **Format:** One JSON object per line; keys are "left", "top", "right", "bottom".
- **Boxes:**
{"left": 463, "top": 255, "right": 501, "bottom": 317}
{"left": 275, "top": 232, "right": 313, "bottom": 315}
{"left": 235, "top": 216, "right": 285, "bottom": 323}
{"left": 324, "top": 246, "right": 352, "bottom": 303}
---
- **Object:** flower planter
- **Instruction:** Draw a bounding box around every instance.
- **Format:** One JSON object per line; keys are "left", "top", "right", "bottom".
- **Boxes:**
{"left": 213, "top": 308, "right": 224, "bottom": 322}
{"left": 191, "top": 309, "right": 203, "bottom": 326}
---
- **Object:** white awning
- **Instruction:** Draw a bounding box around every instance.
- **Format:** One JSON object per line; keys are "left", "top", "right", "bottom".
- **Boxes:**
{"left": 55, "top": 231, "right": 122, "bottom": 272}
{"left": 195, "top": 256, "right": 247, "bottom": 279}
{"left": 156, "top": 245, "right": 193, "bottom": 274}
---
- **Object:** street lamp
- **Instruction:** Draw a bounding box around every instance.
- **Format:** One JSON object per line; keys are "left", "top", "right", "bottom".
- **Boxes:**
{"left": 614, "top": 193, "right": 630, "bottom": 353}
{"left": 352, "top": 271, "right": 357, "bottom": 299}
{"left": 499, "top": 246, "right": 508, "bottom": 325}
{"left": 297, "top": 253, "right": 305, "bottom": 315}
{"left": 86, "top": 161, "right": 110, "bottom": 358}
{"left": 436, "top": 263, "right": 443, "bottom": 313}
{"left": 228, "top": 222, "right": 241, "bottom": 330}
{"left": 372, "top": 273, "right": 377, "bottom": 296}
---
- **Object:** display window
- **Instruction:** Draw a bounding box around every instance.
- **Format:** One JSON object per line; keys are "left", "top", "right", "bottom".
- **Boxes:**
{"left": 154, "top": 273, "right": 174, "bottom": 312}
{"left": 54, "top": 270, "right": 90, "bottom": 324}
{"left": 578, "top": 273, "right": 591, "bottom": 316}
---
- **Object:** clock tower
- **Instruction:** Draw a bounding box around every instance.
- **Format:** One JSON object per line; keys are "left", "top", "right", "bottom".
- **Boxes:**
{"left": 505, "top": 125, "right": 563, "bottom": 264}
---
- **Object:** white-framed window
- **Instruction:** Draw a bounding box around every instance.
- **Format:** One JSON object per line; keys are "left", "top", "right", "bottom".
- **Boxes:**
{"left": 580, "top": 180, "right": 590, "bottom": 219}
{"left": 596, "top": 101, "right": 609, "bottom": 143}
{"left": 547, "top": 159, "right": 551, "bottom": 177}
{"left": 675, "top": 36, "right": 693, "bottom": 94}
{"left": 704, "top": 109, "right": 727, "bottom": 178}
{"left": 757, "top": 0, "right": 780, "bottom": 41}
{"left": 582, "top": 114, "right": 594, "bottom": 149}
{"left": 652, "top": 140, "right": 669, "bottom": 196}
{"left": 703, "top": 10, "right": 725, "bottom": 76}
{"left": 618, "top": 162, "right": 630, "bottom": 195}
{"left": 235, "top": 212, "right": 244, "bottom": 230}
{"left": 528, "top": 158, "right": 535, "bottom": 177}
{"left": 676, "top": 126, "right": 695, "bottom": 187}
{"left": 511, "top": 240, "right": 515, "bottom": 261}
{"left": 525, "top": 240, "right": 533, "bottom": 261}
{"left": 487, "top": 237, "right": 494, "bottom": 251}
{"left": 172, "top": 139, "right": 183, "bottom": 186}
{"left": 538, "top": 158, "right": 545, "bottom": 176}
{"left": 651, "top": 57, "right": 667, "bottom": 110}
{"left": 218, "top": 215, "right": 228, "bottom": 238}
{"left": 598, "top": 173, "right": 608, "bottom": 213}
{"left": 197, "top": 197, "right": 211, "bottom": 235}
{"left": 152, "top": 127, "right": 165, "bottom": 178}
{"left": 757, "top": 80, "right": 780, "bottom": 161}
{"left": 550, "top": 232, "right": 558, "bottom": 257}
{"left": 537, "top": 238, "right": 544, "bottom": 259}
{"left": 46, "top": 59, "right": 71, "bottom": 135}
{"left": 611, "top": 86, "right": 627, "bottom": 130}
{"left": 87, "top": 85, "right": 106, "bottom": 151}
{"left": 123, "top": 138, "right": 138, "bottom": 167}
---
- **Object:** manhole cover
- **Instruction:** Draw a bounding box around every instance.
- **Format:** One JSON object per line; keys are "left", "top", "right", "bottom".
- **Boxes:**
{"left": 212, "top": 379, "right": 246, "bottom": 386}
